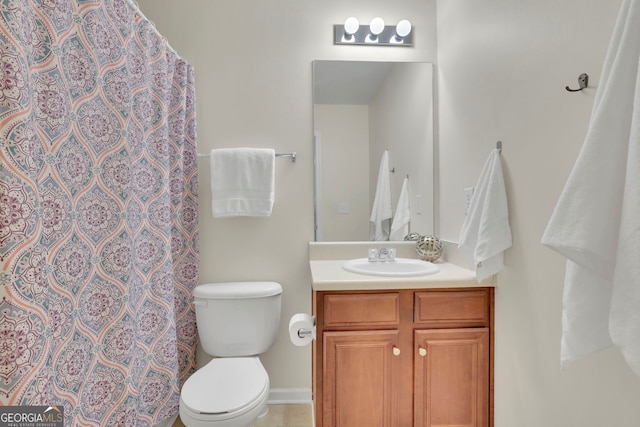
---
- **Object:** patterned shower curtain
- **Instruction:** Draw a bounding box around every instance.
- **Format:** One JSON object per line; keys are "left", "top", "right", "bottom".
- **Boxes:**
{"left": 0, "top": 0, "right": 199, "bottom": 425}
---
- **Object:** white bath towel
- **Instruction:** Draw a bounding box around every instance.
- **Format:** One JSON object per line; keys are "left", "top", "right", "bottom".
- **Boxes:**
{"left": 210, "top": 148, "right": 275, "bottom": 218}
{"left": 390, "top": 177, "right": 410, "bottom": 241}
{"left": 542, "top": 0, "right": 640, "bottom": 375}
{"left": 458, "top": 148, "right": 512, "bottom": 282}
{"left": 370, "top": 150, "right": 393, "bottom": 241}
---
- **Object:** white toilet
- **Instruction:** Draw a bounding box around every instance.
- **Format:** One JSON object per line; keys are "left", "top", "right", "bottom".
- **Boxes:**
{"left": 179, "top": 281, "right": 283, "bottom": 427}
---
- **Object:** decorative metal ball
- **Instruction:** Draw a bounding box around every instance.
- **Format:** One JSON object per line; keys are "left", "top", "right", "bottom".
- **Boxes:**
{"left": 404, "top": 232, "right": 422, "bottom": 242}
{"left": 415, "top": 235, "right": 443, "bottom": 262}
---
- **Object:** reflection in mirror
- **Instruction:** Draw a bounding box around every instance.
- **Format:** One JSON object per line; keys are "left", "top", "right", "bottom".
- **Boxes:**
{"left": 313, "top": 61, "right": 434, "bottom": 242}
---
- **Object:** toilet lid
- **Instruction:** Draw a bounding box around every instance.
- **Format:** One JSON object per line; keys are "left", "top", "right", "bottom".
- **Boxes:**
{"left": 181, "top": 357, "right": 268, "bottom": 415}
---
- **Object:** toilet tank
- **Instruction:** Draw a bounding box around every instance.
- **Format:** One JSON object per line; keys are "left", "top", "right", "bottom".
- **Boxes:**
{"left": 193, "top": 282, "right": 282, "bottom": 357}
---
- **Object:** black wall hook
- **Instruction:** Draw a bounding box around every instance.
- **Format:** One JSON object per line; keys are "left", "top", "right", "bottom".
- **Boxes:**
{"left": 566, "top": 73, "right": 589, "bottom": 92}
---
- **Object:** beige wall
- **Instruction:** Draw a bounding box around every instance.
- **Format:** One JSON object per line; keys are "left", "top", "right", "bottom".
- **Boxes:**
{"left": 139, "top": 0, "right": 640, "bottom": 424}
{"left": 137, "top": 0, "right": 437, "bottom": 392}
{"left": 437, "top": 0, "right": 640, "bottom": 425}
{"left": 314, "top": 104, "right": 370, "bottom": 241}
{"left": 369, "top": 63, "right": 434, "bottom": 237}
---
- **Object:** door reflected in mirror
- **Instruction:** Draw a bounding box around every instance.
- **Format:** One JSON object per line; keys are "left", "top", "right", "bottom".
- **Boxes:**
{"left": 313, "top": 61, "right": 434, "bottom": 242}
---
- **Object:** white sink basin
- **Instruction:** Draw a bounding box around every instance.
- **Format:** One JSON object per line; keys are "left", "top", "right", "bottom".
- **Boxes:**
{"left": 342, "top": 258, "right": 440, "bottom": 277}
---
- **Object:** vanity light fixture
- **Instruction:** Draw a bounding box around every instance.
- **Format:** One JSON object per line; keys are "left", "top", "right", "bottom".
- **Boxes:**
{"left": 334, "top": 18, "right": 413, "bottom": 47}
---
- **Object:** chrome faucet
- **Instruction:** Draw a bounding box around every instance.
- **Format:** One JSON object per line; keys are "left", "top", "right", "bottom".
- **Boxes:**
{"left": 368, "top": 247, "right": 396, "bottom": 262}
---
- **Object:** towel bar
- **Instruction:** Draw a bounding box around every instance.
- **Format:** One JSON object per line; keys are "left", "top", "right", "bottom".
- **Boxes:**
{"left": 197, "top": 151, "right": 297, "bottom": 162}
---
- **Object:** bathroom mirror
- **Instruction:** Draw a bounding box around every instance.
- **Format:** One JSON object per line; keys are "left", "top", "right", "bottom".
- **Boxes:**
{"left": 313, "top": 60, "right": 434, "bottom": 241}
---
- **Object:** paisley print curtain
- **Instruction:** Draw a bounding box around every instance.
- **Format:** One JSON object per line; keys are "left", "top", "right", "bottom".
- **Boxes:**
{"left": 0, "top": 0, "right": 199, "bottom": 425}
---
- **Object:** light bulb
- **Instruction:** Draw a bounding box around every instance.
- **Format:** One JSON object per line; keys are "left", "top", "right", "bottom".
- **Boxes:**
{"left": 396, "top": 19, "right": 412, "bottom": 38}
{"left": 369, "top": 17, "right": 385, "bottom": 36}
{"left": 344, "top": 17, "right": 360, "bottom": 36}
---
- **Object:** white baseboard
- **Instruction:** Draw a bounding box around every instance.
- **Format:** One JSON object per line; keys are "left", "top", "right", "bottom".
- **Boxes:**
{"left": 268, "top": 388, "right": 313, "bottom": 404}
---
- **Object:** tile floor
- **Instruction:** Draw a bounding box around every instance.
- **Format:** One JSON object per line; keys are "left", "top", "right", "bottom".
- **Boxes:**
{"left": 172, "top": 404, "right": 313, "bottom": 427}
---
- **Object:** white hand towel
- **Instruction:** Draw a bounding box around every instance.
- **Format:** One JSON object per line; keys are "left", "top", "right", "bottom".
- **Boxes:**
{"left": 210, "top": 148, "right": 275, "bottom": 218}
{"left": 542, "top": 0, "right": 640, "bottom": 375}
{"left": 390, "top": 177, "right": 410, "bottom": 241}
{"left": 370, "top": 150, "right": 393, "bottom": 241}
{"left": 458, "top": 148, "right": 512, "bottom": 282}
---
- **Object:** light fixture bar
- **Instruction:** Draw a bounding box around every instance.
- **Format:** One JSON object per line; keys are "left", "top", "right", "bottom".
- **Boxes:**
{"left": 334, "top": 19, "right": 413, "bottom": 47}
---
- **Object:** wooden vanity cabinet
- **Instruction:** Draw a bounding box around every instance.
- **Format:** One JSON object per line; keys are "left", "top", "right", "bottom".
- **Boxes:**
{"left": 313, "top": 288, "right": 494, "bottom": 427}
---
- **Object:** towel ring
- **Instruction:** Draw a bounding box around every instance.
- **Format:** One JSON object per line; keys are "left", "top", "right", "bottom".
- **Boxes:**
{"left": 565, "top": 73, "right": 589, "bottom": 92}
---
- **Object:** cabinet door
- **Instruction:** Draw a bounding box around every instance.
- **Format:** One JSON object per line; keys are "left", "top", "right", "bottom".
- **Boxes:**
{"left": 414, "top": 328, "right": 489, "bottom": 427}
{"left": 323, "top": 330, "right": 400, "bottom": 427}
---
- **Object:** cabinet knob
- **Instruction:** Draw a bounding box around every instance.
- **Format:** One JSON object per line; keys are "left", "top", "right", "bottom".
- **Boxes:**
{"left": 418, "top": 347, "right": 427, "bottom": 357}
{"left": 393, "top": 346, "right": 401, "bottom": 356}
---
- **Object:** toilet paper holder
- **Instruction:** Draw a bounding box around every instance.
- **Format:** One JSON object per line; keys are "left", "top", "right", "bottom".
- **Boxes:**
{"left": 297, "top": 328, "right": 314, "bottom": 338}
{"left": 289, "top": 313, "right": 316, "bottom": 346}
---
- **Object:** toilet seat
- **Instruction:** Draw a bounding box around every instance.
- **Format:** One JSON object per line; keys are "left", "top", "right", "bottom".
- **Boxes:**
{"left": 180, "top": 357, "right": 269, "bottom": 423}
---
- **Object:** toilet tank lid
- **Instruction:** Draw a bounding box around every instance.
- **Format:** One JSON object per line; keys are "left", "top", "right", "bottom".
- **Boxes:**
{"left": 194, "top": 282, "right": 282, "bottom": 299}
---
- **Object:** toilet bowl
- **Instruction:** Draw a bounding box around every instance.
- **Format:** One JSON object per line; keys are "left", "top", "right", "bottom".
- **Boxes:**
{"left": 179, "top": 357, "right": 269, "bottom": 427}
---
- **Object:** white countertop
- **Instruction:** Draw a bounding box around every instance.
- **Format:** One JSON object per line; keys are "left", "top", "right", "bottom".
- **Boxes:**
{"left": 309, "top": 259, "right": 494, "bottom": 291}
{"left": 308, "top": 241, "right": 495, "bottom": 291}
